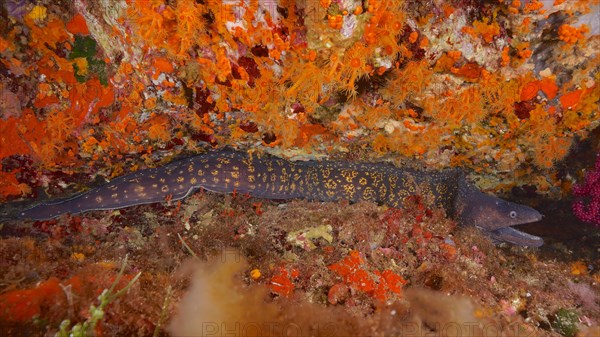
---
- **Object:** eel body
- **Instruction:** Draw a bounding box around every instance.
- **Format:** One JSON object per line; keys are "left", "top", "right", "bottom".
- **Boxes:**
{"left": 16, "top": 150, "right": 543, "bottom": 246}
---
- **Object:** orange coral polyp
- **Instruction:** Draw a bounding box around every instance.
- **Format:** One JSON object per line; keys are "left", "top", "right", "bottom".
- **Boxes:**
{"left": 473, "top": 19, "right": 501, "bottom": 43}
{"left": 350, "top": 57, "right": 362, "bottom": 68}
{"left": 383, "top": 44, "right": 394, "bottom": 56}
{"left": 558, "top": 24, "right": 589, "bottom": 44}
{"left": 408, "top": 31, "right": 419, "bottom": 44}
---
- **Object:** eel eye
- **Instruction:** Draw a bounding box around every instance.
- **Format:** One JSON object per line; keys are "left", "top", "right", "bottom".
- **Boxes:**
{"left": 509, "top": 211, "right": 517, "bottom": 219}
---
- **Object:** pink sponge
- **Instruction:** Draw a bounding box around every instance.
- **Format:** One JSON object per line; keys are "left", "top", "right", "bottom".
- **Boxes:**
{"left": 572, "top": 153, "right": 600, "bottom": 226}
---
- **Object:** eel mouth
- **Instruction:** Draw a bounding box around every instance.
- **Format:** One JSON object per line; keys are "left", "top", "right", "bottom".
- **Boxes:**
{"left": 488, "top": 226, "right": 544, "bottom": 247}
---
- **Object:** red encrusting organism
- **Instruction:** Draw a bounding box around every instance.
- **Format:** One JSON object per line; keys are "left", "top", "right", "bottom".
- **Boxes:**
{"left": 328, "top": 250, "right": 407, "bottom": 301}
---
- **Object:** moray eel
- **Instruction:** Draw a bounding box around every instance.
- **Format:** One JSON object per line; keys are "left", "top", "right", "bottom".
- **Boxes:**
{"left": 16, "top": 150, "right": 544, "bottom": 246}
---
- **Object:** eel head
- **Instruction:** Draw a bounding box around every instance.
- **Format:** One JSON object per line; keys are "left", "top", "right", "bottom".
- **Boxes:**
{"left": 457, "top": 180, "right": 544, "bottom": 247}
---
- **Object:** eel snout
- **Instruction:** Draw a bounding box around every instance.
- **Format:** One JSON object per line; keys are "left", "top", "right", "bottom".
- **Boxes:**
{"left": 489, "top": 226, "right": 544, "bottom": 247}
